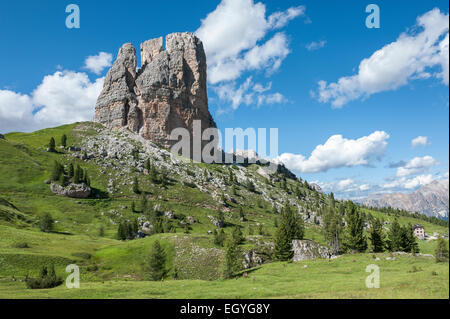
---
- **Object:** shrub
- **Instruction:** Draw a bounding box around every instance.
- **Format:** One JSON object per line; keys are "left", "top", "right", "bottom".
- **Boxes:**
{"left": 40, "top": 213, "right": 54, "bottom": 232}
{"left": 13, "top": 242, "right": 30, "bottom": 249}
{"left": 25, "top": 265, "right": 63, "bottom": 289}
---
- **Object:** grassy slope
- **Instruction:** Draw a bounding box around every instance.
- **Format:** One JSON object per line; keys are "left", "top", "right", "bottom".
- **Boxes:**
{"left": 0, "top": 122, "right": 448, "bottom": 298}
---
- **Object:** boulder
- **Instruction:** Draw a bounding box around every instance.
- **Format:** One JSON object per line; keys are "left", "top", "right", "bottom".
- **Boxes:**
{"left": 292, "top": 240, "right": 335, "bottom": 261}
{"left": 50, "top": 183, "right": 92, "bottom": 198}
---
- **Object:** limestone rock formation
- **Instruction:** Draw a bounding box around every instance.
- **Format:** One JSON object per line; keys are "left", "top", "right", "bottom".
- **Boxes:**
{"left": 50, "top": 183, "right": 92, "bottom": 199}
{"left": 94, "top": 32, "right": 217, "bottom": 152}
{"left": 292, "top": 240, "right": 335, "bottom": 261}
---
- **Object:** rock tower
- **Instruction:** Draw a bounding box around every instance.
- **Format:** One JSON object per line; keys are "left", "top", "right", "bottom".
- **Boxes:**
{"left": 94, "top": 32, "right": 217, "bottom": 150}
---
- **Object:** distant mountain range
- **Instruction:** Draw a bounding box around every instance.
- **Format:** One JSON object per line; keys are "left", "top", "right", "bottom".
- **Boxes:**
{"left": 360, "top": 179, "right": 449, "bottom": 219}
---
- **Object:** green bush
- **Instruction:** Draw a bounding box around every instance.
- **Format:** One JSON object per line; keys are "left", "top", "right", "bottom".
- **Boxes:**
{"left": 25, "top": 265, "right": 63, "bottom": 289}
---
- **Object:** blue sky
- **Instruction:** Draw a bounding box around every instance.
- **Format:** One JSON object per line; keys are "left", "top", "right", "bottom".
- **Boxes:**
{"left": 0, "top": 0, "right": 448, "bottom": 199}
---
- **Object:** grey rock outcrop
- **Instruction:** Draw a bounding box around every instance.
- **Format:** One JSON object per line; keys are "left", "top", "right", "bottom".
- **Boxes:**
{"left": 94, "top": 32, "right": 217, "bottom": 153}
{"left": 292, "top": 240, "right": 335, "bottom": 261}
{"left": 50, "top": 183, "right": 92, "bottom": 198}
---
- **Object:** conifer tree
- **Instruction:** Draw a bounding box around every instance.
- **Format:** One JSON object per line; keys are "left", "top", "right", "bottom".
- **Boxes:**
{"left": 149, "top": 163, "right": 159, "bottom": 183}
{"left": 387, "top": 219, "right": 403, "bottom": 252}
{"left": 369, "top": 218, "right": 385, "bottom": 252}
{"left": 40, "top": 213, "right": 54, "bottom": 233}
{"left": 73, "top": 165, "right": 82, "bottom": 184}
{"left": 61, "top": 134, "right": 67, "bottom": 148}
{"left": 213, "top": 229, "right": 226, "bottom": 247}
{"left": 132, "top": 176, "right": 139, "bottom": 194}
{"left": 117, "top": 223, "right": 126, "bottom": 240}
{"left": 99, "top": 225, "right": 105, "bottom": 237}
{"left": 68, "top": 163, "right": 74, "bottom": 178}
{"left": 231, "top": 226, "right": 244, "bottom": 244}
{"left": 342, "top": 202, "right": 367, "bottom": 252}
{"left": 435, "top": 236, "right": 449, "bottom": 262}
{"left": 148, "top": 240, "right": 166, "bottom": 281}
{"left": 50, "top": 160, "right": 63, "bottom": 181}
{"left": 223, "top": 238, "right": 242, "bottom": 279}
{"left": 48, "top": 137, "right": 56, "bottom": 152}
{"left": 274, "top": 205, "right": 304, "bottom": 261}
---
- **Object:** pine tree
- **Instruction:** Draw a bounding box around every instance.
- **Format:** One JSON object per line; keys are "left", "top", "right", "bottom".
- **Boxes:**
{"left": 40, "top": 213, "right": 54, "bottom": 233}
{"left": 274, "top": 222, "right": 293, "bottom": 261}
{"left": 404, "top": 224, "right": 419, "bottom": 254}
{"left": 50, "top": 160, "right": 63, "bottom": 181}
{"left": 149, "top": 163, "right": 159, "bottom": 183}
{"left": 148, "top": 240, "right": 166, "bottom": 281}
{"left": 342, "top": 202, "right": 367, "bottom": 252}
{"left": 73, "top": 165, "right": 82, "bottom": 184}
{"left": 213, "top": 229, "right": 226, "bottom": 247}
{"left": 274, "top": 205, "right": 304, "bottom": 261}
{"left": 231, "top": 226, "right": 244, "bottom": 244}
{"left": 61, "top": 134, "right": 67, "bottom": 148}
{"left": 223, "top": 238, "right": 242, "bottom": 279}
{"left": 232, "top": 184, "right": 237, "bottom": 196}
{"left": 387, "top": 219, "right": 403, "bottom": 252}
{"left": 246, "top": 179, "right": 255, "bottom": 192}
{"left": 132, "top": 177, "right": 139, "bottom": 194}
{"left": 435, "top": 236, "right": 449, "bottom": 262}
{"left": 48, "top": 137, "right": 56, "bottom": 152}
{"left": 99, "top": 225, "right": 105, "bottom": 237}
{"left": 369, "top": 218, "right": 385, "bottom": 252}
{"left": 68, "top": 163, "right": 74, "bottom": 178}
{"left": 117, "top": 223, "right": 126, "bottom": 240}
{"left": 145, "top": 158, "right": 151, "bottom": 171}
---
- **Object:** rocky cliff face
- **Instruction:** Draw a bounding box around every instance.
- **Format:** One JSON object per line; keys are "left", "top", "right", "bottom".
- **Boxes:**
{"left": 361, "top": 179, "right": 449, "bottom": 219}
{"left": 94, "top": 32, "right": 217, "bottom": 151}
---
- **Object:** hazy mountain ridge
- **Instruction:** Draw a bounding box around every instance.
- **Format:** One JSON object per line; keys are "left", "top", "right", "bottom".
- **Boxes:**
{"left": 361, "top": 179, "right": 449, "bottom": 219}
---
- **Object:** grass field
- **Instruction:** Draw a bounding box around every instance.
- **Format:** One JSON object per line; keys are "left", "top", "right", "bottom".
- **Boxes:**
{"left": 0, "top": 253, "right": 447, "bottom": 299}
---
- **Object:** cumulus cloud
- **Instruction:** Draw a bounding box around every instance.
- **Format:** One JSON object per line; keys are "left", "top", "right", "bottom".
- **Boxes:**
{"left": 84, "top": 52, "right": 113, "bottom": 75}
{"left": 276, "top": 131, "right": 390, "bottom": 174}
{"left": 411, "top": 136, "right": 430, "bottom": 147}
{"left": 395, "top": 155, "right": 438, "bottom": 177}
{"left": 306, "top": 40, "right": 326, "bottom": 51}
{"left": 196, "top": 0, "right": 303, "bottom": 110}
{"left": 0, "top": 71, "right": 104, "bottom": 133}
{"left": 0, "top": 90, "right": 36, "bottom": 132}
{"left": 316, "top": 8, "right": 449, "bottom": 107}
{"left": 214, "top": 77, "right": 286, "bottom": 111}
{"left": 383, "top": 174, "right": 434, "bottom": 189}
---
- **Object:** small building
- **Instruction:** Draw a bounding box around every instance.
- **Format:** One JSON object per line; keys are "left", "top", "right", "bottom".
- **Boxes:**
{"left": 412, "top": 224, "right": 425, "bottom": 239}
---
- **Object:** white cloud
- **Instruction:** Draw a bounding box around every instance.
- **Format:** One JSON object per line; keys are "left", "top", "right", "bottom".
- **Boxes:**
{"left": 383, "top": 174, "right": 434, "bottom": 189}
{"left": 306, "top": 40, "right": 326, "bottom": 51}
{"left": 316, "top": 8, "right": 449, "bottom": 107}
{"left": 0, "top": 90, "right": 36, "bottom": 132}
{"left": 268, "top": 5, "right": 305, "bottom": 29}
{"left": 84, "top": 52, "right": 113, "bottom": 75}
{"left": 196, "top": 0, "right": 303, "bottom": 110}
{"left": 214, "top": 77, "right": 286, "bottom": 112}
{"left": 276, "top": 131, "right": 390, "bottom": 173}
{"left": 411, "top": 136, "right": 430, "bottom": 147}
{"left": 395, "top": 155, "right": 438, "bottom": 177}
{"left": 0, "top": 71, "right": 104, "bottom": 133}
